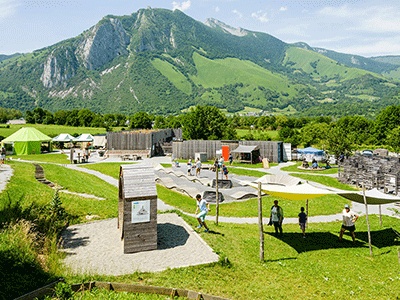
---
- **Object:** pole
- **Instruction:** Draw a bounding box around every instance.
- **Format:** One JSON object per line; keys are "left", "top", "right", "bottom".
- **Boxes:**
{"left": 215, "top": 164, "right": 219, "bottom": 226}
{"left": 258, "top": 182, "right": 264, "bottom": 261}
{"left": 306, "top": 199, "right": 309, "bottom": 228}
{"left": 362, "top": 183, "right": 373, "bottom": 256}
{"left": 379, "top": 204, "right": 382, "bottom": 227}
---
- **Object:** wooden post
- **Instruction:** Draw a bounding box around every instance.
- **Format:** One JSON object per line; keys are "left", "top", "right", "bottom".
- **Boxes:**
{"left": 215, "top": 165, "right": 219, "bottom": 226}
{"left": 258, "top": 182, "right": 264, "bottom": 262}
{"left": 306, "top": 199, "right": 309, "bottom": 228}
{"left": 379, "top": 204, "right": 382, "bottom": 227}
{"left": 362, "top": 183, "right": 373, "bottom": 256}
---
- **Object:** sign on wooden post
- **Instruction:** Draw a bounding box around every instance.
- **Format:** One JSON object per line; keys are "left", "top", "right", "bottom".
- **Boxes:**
{"left": 118, "top": 165, "right": 157, "bottom": 254}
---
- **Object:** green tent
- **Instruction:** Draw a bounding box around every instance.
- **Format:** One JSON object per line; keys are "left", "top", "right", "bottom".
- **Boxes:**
{"left": 2, "top": 127, "right": 52, "bottom": 155}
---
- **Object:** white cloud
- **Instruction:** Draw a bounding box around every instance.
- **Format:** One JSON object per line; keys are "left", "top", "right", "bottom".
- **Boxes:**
{"left": 318, "top": 4, "right": 355, "bottom": 18}
{"left": 0, "top": 0, "right": 20, "bottom": 19}
{"left": 215, "top": 6, "right": 220, "bottom": 12}
{"left": 275, "top": 24, "right": 309, "bottom": 38}
{"left": 279, "top": 7, "right": 287, "bottom": 12}
{"left": 232, "top": 9, "right": 243, "bottom": 19}
{"left": 252, "top": 10, "right": 268, "bottom": 23}
{"left": 172, "top": 1, "right": 191, "bottom": 12}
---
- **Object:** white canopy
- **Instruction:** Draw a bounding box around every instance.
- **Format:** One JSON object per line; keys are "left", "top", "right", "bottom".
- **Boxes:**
{"left": 73, "top": 134, "right": 94, "bottom": 142}
{"left": 52, "top": 133, "right": 75, "bottom": 142}
{"left": 338, "top": 188, "right": 400, "bottom": 205}
{"left": 255, "top": 175, "right": 302, "bottom": 187}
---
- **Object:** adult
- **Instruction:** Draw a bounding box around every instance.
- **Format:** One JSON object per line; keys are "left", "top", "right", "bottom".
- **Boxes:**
{"left": 195, "top": 194, "right": 210, "bottom": 233}
{"left": 196, "top": 157, "right": 202, "bottom": 176}
{"left": 339, "top": 204, "right": 359, "bottom": 244}
{"left": 229, "top": 154, "right": 233, "bottom": 165}
{"left": 0, "top": 146, "right": 5, "bottom": 164}
{"left": 187, "top": 158, "right": 192, "bottom": 175}
{"left": 270, "top": 200, "right": 284, "bottom": 237}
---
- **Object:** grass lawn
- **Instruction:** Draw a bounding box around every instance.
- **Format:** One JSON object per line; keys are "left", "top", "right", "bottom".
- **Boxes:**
{"left": 78, "top": 162, "right": 134, "bottom": 179}
{"left": 281, "top": 162, "right": 338, "bottom": 174}
{"left": 289, "top": 173, "right": 358, "bottom": 191}
{"left": 68, "top": 212, "right": 400, "bottom": 300}
{"left": 11, "top": 152, "right": 71, "bottom": 164}
{"left": 3, "top": 161, "right": 400, "bottom": 299}
{"left": 1, "top": 161, "right": 119, "bottom": 224}
{"left": 236, "top": 128, "right": 279, "bottom": 140}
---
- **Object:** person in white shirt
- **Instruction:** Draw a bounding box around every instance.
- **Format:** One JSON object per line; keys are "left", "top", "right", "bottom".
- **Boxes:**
{"left": 196, "top": 158, "right": 202, "bottom": 176}
{"left": 195, "top": 194, "right": 211, "bottom": 233}
{"left": 270, "top": 200, "right": 283, "bottom": 237}
{"left": 339, "top": 204, "right": 359, "bottom": 244}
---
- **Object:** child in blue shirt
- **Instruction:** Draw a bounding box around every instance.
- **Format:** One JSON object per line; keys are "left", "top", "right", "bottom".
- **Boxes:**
{"left": 298, "top": 207, "right": 307, "bottom": 238}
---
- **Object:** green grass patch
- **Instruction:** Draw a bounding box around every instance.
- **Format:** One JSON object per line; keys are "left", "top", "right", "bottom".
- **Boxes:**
{"left": 236, "top": 128, "right": 279, "bottom": 139}
{"left": 67, "top": 212, "right": 400, "bottom": 300}
{"left": 11, "top": 153, "right": 71, "bottom": 164}
{"left": 78, "top": 162, "right": 134, "bottom": 179}
{"left": 281, "top": 162, "right": 339, "bottom": 174}
{"left": 289, "top": 173, "right": 358, "bottom": 191}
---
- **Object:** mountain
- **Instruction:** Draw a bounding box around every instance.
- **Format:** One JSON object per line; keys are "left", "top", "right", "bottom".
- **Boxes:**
{"left": 0, "top": 7, "right": 399, "bottom": 117}
{"left": 0, "top": 53, "right": 21, "bottom": 62}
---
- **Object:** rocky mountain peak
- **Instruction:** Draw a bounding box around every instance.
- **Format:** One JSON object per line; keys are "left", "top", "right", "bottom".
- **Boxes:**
{"left": 75, "top": 18, "right": 130, "bottom": 70}
{"left": 204, "top": 18, "right": 248, "bottom": 37}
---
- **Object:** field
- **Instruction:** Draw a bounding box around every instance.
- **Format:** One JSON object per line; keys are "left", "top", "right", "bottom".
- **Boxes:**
{"left": 236, "top": 128, "right": 279, "bottom": 140}
{"left": 1, "top": 160, "right": 400, "bottom": 299}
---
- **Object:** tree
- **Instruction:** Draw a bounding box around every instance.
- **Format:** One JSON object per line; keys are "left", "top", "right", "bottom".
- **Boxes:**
{"left": 323, "top": 124, "right": 355, "bottom": 159}
{"left": 374, "top": 105, "right": 400, "bottom": 142}
{"left": 130, "top": 111, "right": 153, "bottom": 129}
{"left": 182, "top": 105, "right": 229, "bottom": 140}
{"left": 387, "top": 126, "right": 400, "bottom": 155}
{"left": 78, "top": 109, "right": 95, "bottom": 127}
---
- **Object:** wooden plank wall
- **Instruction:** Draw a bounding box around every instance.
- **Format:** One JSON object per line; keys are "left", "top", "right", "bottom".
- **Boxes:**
{"left": 120, "top": 165, "right": 158, "bottom": 253}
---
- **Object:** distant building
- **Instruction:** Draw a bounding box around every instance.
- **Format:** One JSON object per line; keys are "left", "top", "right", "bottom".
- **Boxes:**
{"left": 6, "top": 118, "right": 26, "bottom": 125}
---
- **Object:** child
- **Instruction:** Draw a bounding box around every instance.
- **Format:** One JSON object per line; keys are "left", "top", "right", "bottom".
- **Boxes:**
{"left": 221, "top": 164, "right": 229, "bottom": 179}
{"left": 298, "top": 207, "right": 307, "bottom": 238}
{"left": 196, "top": 158, "right": 202, "bottom": 176}
{"left": 187, "top": 158, "right": 192, "bottom": 175}
{"left": 195, "top": 194, "right": 210, "bottom": 233}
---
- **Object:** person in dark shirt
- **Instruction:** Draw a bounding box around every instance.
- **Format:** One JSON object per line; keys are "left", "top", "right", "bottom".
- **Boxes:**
{"left": 298, "top": 207, "right": 307, "bottom": 238}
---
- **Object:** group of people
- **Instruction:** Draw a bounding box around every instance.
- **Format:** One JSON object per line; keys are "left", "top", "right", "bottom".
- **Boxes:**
{"left": 196, "top": 195, "right": 359, "bottom": 243}
{"left": 187, "top": 157, "right": 203, "bottom": 176}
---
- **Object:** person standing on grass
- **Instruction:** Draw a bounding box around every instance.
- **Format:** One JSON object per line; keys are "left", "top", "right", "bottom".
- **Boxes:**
{"left": 0, "top": 146, "right": 5, "bottom": 164}
{"left": 195, "top": 194, "right": 210, "bottom": 233}
{"left": 298, "top": 207, "right": 307, "bottom": 238}
{"left": 196, "top": 157, "right": 202, "bottom": 176}
{"left": 270, "top": 200, "right": 283, "bottom": 237}
{"left": 339, "top": 204, "right": 359, "bottom": 244}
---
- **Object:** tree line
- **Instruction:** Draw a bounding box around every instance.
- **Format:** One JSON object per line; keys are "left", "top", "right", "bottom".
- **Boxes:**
{"left": 4, "top": 104, "right": 400, "bottom": 156}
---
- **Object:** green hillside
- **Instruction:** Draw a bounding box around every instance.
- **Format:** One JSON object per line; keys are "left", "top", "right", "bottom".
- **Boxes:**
{"left": 0, "top": 7, "right": 400, "bottom": 117}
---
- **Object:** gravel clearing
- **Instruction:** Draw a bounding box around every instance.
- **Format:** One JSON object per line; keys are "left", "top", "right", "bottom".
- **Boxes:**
{"left": 60, "top": 213, "right": 219, "bottom": 276}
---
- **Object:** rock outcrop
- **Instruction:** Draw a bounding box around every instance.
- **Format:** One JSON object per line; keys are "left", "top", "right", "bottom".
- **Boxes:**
{"left": 75, "top": 18, "right": 130, "bottom": 70}
{"left": 40, "top": 47, "right": 78, "bottom": 88}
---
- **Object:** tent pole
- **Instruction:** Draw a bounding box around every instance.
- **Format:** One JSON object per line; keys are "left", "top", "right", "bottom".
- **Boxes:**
{"left": 362, "top": 183, "right": 373, "bottom": 256}
{"left": 258, "top": 182, "right": 264, "bottom": 261}
{"left": 306, "top": 199, "right": 309, "bottom": 228}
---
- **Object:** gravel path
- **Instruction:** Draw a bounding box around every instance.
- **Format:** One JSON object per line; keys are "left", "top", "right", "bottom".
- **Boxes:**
{"left": 60, "top": 213, "right": 219, "bottom": 275}
{"left": 0, "top": 164, "right": 13, "bottom": 194}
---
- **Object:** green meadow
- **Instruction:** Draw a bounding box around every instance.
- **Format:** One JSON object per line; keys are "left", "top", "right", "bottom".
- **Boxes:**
{"left": 1, "top": 161, "right": 400, "bottom": 300}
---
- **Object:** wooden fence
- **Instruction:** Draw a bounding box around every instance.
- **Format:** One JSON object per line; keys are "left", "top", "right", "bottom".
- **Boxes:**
{"left": 15, "top": 279, "right": 231, "bottom": 300}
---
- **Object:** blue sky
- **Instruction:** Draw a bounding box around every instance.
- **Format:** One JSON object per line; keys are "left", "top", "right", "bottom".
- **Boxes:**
{"left": 1, "top": 0, "right": 400, "bottom": 57}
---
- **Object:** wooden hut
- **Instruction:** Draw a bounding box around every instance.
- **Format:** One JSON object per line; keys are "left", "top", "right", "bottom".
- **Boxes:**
{"left": 118, "top": 165, "right": 157, "bottom": 254}
{"left": 230, "top": 145, "right": 260, "bottom": 164}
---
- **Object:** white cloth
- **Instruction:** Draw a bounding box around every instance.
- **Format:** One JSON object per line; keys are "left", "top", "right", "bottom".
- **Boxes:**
{"left": 342, "top": 209, "right": 357, "bottom": 226}
{"left": 196, "top": 160, "right": 201, "bottom": 168}
{"left": 271, "top": 206, "right": 279, "bottom": 222}
{"left": 197, "top": 199, "right": 208, "bottom": 212}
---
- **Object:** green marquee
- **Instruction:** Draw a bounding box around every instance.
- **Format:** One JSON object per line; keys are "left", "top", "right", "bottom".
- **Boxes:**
{"left": 2, "top": 127, "right": 52, "bottom": 155}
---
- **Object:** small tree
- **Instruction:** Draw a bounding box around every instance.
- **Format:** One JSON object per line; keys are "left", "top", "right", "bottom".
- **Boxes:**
{"left": 387, "top": 126, "right": 400, "bottom": 156}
